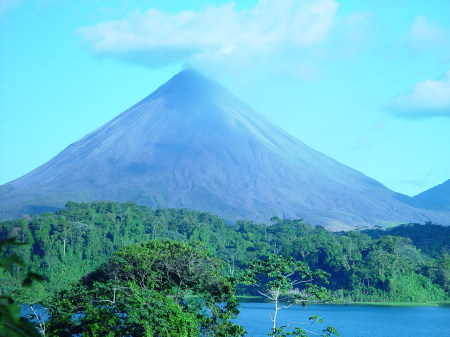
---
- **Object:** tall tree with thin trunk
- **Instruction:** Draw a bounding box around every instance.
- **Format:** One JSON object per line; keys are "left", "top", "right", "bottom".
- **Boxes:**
{"left": 240, "top": 255, "right": 340, "bottom": 337}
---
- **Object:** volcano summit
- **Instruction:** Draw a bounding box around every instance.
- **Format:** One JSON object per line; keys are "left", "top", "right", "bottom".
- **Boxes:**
{"left": 0, "top": 71, "right": 448, "bottom": 229}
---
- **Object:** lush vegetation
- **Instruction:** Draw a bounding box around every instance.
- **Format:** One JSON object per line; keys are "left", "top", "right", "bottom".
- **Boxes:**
{"left": 0, "top": 201, "right": 448, "bottom": 308}
{"left": 240, "top": 255, "right": 339, "bottom": 337}
{"left": 362, "top": 222, "right": 450, "bottom": 257}
{"left": 0, "top": 239, "right": 43, "bottom": 337}
{"left": 44, "top": 239, "right": 245, "bottom": 337}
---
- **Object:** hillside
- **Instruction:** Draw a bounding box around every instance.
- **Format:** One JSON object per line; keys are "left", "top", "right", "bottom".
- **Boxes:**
{"left": 0, "top": 71, "right": 449, "bottom": 229}
{"left": 413, "top": 179, "right": 450, "bottom": 211}
{"left": 1, "top": 201, "right": 448, "bottom": 303}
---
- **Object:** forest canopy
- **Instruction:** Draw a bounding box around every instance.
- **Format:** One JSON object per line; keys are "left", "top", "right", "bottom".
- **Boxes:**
{"left": 44, "top": 239, "right": 245, "bottom": 337}
{"left": 0, "top": 201, "right": 448, "bottom": 305}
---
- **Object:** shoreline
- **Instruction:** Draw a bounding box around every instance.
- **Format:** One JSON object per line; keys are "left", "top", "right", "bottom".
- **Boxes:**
{"left": 236, "top": 296, "right": 450, "bottom": 307}
{"left": 330, "top": 301, "right": 450, "bottom": 307}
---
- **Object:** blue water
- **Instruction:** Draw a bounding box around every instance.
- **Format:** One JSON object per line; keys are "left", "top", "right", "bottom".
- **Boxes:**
{"left": 23, "top": 302, "right": 450, "bottom": 336}
{"left": 235, "top": 303, "right": 450, "bottom": 337}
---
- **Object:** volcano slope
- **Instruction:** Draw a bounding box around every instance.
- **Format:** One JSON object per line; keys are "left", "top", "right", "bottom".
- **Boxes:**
{"left": 1, "top": 70, "right": 448, "bottom": 230}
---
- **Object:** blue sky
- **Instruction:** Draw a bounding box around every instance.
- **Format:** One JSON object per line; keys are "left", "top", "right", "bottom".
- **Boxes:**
{"left": 1, "top": 0, "right": 449, "bottom": 196}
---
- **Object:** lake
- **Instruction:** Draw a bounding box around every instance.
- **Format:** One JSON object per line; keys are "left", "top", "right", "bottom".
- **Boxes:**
{"left": 22, "top": 302, "right": 450, "bottom": 336}
{"left": 235, "top": 303, "right": 450, "bottom": 337}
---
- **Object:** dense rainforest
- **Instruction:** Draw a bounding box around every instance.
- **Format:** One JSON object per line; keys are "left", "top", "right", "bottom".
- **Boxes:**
{"left": 0, "top": 201, "right": 449, "bottom": 305}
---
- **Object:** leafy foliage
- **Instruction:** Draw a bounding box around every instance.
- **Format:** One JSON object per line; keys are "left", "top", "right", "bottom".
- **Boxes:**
{"left": 363, "top": 222, "right": 450, "bottom": 257}
{"left": 240, "top": 255, "right": 338, "bottom": 337}
{"left": 0, "top": 201, "right": 448, "bottom": 305}
{"left": 0, "top": 239, "right": 43, "bottom": 337}
{"left": 45, "top": 239, "right": 246, "bottom": 337}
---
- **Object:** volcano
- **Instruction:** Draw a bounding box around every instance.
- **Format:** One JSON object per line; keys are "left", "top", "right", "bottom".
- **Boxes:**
{"left": 1, "top": 70, "right": 448, "bottom": 229}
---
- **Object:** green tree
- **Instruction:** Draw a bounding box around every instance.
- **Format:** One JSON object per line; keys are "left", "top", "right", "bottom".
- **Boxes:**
{"left": 45, "top": 239, "right": 245, "bottom": 337}
{"left": 0, "top": 239, "right": 43, "bottom": 337}
{"left": 240, "top": 255, "right": 339, "bottom": 337}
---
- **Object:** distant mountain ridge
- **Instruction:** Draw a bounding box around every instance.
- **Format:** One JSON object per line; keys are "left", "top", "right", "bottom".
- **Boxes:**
{"left": 413, "top": 180, "right": 450, "bottom": 211}
{"left": 0, "top": 70, "right": 448, "bottom": 229}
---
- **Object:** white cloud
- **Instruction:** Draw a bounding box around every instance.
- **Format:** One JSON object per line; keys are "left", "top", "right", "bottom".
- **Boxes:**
{"left": 407, "top": 16, "right": 449, "bottom": 51}
{"left": 0, "top": 0, "right": 21, "bottom": 14}
{"left": 385, "top": 71, "right": 450, "bottom": 118}
{"left": 77, "top": 0, "right": 338, "bottom": 71}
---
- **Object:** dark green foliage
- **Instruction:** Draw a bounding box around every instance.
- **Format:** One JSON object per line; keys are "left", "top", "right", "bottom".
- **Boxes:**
{"left": 240, "top": 255, "right": 330, "bottom": 304}
{"left": 240, "top": 255, "right": 338, "bottom": 337}
{"left": 0, "top": 239, "right": 42, "bottom": 337}
{"left": 0, "top": 296, "right": 41, "bottom": 337}
{"left": 270, "top": 324, "right": 340, "bottom": 337}
{"left": 46, "top": 282, "right": 200, "bottom": 337}
{"left": 45, "top": 239, "right": 245, "bottom": 337}
{"left": 0, "top": 201, "right": 448, "bottom": 305}
{"left": 363, "top": 222, "right": 450, "bottom": 257}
